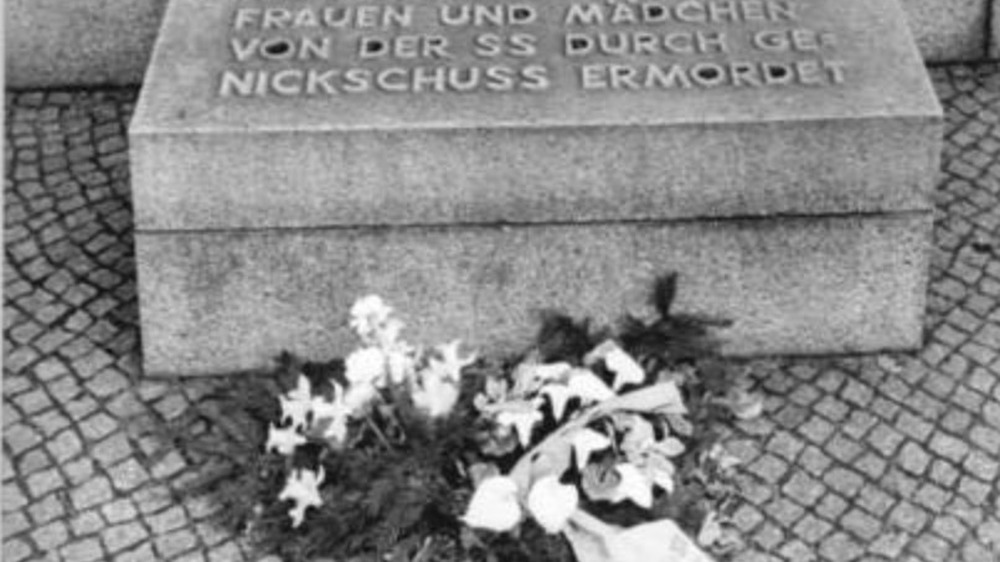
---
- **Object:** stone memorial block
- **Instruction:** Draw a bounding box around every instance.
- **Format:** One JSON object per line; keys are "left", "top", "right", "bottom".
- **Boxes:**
{"left": 130, "top": 0, "right": 942, "bottom": 375}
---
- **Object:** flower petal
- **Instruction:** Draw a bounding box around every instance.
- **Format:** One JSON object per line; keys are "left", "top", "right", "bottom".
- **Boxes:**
{"left": 343, "top": 381, "right": 378, "bottom": 414}
{"left": 412, "top": 374, "right": 459, "bottom": 418}
{"left": 310, "top": 387, "right": 352, "bottom": 443}
{"left": 642, "top": 454, "right": 676, "bottom": 494}
{"left": 280, "top": 374, "right": 313, "bottom": 431}
{"left": 653, "top": 437, "right": 686, "bottom": 458}
{"left": 528, "top": 475, "right": 579, "bottom": 534}
{"left": 349, "top": 295, "right": 393, "bottom": 340}
{"left": 433, "top": 340, "right": 477, "bottom": 382}
{"left": 571, "top": 428, "right": 612, "bottom": 471}
{"left": 463, "top": 476, "right": 522, "bottom": 532}
{"left": 278, "top": 467, "right": 325, "bottom": 528}
{"left": 345, "top": 347, "right": 386, "bottom": 387}
{"left": 620, "top": 415, "right": 655, "bottom": 459}
{"left": 611, "top": 463, "right": 653, "bottom": 509}
{"left": 567, "top": 370, "right": 615, "bottom": 403}
{"left": 265, "top": 423, "right": 306, "bottom": 456}
{"left": 604, "top": 345, "right": 646, "bottom": 391}
{"left": 540, "top": 384, "right": 573, "bottom": 421}
{"left": 497, "top": 410, "right": 543, "bottom": 448}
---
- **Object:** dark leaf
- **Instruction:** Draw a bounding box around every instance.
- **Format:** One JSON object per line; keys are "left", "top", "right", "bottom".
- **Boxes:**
{"left": 651, "top": 272, "right": 678, "bottom": 319}
{"left": 534, "top": 311, "right": 594, "bottom": 364}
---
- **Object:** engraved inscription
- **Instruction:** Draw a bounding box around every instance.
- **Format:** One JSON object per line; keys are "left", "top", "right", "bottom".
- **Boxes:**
{"left": 218, "top": 0, "right": 848, "bottom": 97}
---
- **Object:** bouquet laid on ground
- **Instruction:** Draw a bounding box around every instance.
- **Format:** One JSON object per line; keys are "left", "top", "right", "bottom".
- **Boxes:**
{"left": 166, "top": 275, "right": 763, "bottom": 562}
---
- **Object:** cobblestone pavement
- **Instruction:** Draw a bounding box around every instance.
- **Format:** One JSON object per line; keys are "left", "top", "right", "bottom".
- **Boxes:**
{"left": 4, "top": 63, "right": 1000, "bottom": 562}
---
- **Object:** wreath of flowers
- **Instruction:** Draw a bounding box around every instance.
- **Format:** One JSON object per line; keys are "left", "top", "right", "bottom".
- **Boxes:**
{"left": 172, "top": 277, "right": 764, "bottom": 562}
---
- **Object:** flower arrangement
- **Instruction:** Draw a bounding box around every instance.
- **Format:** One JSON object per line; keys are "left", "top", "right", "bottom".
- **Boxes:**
{"left": 167, "top": 275, "right": 762, "bottom": 562}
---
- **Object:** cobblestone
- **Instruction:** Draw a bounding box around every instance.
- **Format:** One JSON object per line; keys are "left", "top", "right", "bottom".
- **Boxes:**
{"left": 28, "top": 492, "right": 66, "bottom": 525}
{"left": 4, "top": 65, "right": 1000, "bottom": 562}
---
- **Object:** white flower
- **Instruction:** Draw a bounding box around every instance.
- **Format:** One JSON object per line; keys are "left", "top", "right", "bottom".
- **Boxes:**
{"left": 640, "top": 453, "right": 676, "bottom": 495}
{"left": 540, "top": 384, "right": 573, "bottom": 421}
{"left": 527, "top": 475, "right": 578, "bottom": 534}
{"left": 265, "top": 423, "right": 306, "bottom": 456}
{"left": 571, "top": 428, "right": 612, "bottom": 471}
{"left": 605, "top": 347, "right": 645, "bottom": 391}
{"left": 280, "top": 374, "right": 313, "bottom": 431}
{"left": 496, "top": 409, "right": 544, "bottom": 448}
{"left": 311, "top": 383, "right": 351, "bottom": 444}
{"left": 566, "top": 369, "right": 615, "bottom": 403}
{"left": 343, "top": 380, "right": 379, "bottom": 414}
{"left": 432, "top": 340, "right": 477, "bottom": 382}
{"left": 345, "top": 347, "right": 386, "bottom": 387}
{"left": 385, "top": 348, "right": 415, "bottom": 385}
{"left": 412, "top": 368, "right": 460, "bottom": 418}
{"left": 609, "top": 463, "right": 653, "bottom": 509}
{"left": 279, "top": 467, "right": 325, "bottom": 528}
{"left": 349, "top": 295, "right": 394, "bottom": 341}
{"left": 512, "top": 362, "right": 571, "bottom": 396}
{"left": 463, "top": 476, "right": 522, "bottom": 532}
{"left": 585, "top": 340, "right": 645, "bottom": 391}
{"left": 375, "top": 317, "right": 406, "bottom": 349}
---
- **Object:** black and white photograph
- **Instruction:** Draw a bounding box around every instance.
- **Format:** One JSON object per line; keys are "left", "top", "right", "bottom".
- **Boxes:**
{"left": 3, "top": 0, "right": 999, "bottom": 560}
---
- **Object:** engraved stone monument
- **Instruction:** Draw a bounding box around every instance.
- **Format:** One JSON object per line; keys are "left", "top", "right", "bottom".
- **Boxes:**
{"left": 131, "top": 0, "right": 942, "bottom": 375}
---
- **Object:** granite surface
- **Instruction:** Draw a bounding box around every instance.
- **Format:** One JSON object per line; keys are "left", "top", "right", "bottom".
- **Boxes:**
{"left": 5, "top": 0, "right": 993, "bottom": 89}
{"left": 136, "top": 214, "right": 930, "bottom": 375}
{"left": 901, "top": 0, "right": 989, "bottom": 61}
{"left": 130, "top": 0, "right": 942, "bottom": 230}
{"left": 5, "top": 0, "right": 167, "bottom": 87}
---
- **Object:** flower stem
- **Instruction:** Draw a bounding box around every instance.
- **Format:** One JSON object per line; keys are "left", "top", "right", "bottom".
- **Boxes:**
{"left": 365, "top": 415, "right": 395, "bottom": 451}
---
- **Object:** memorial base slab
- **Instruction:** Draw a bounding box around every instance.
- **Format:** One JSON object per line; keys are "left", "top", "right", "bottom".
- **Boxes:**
{"left": 137, "top": 213, "right": 930, "bottom": 376}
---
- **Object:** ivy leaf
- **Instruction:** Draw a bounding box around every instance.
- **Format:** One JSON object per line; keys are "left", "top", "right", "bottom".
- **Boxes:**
{"left": 527, "top": 475, "right": 579, "bottom": 534}
{"left": 463, "top": 476, "right": 522, "bottom": 532}
{"left": 571, "top": 428, "right": 612, "bottom": 471}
